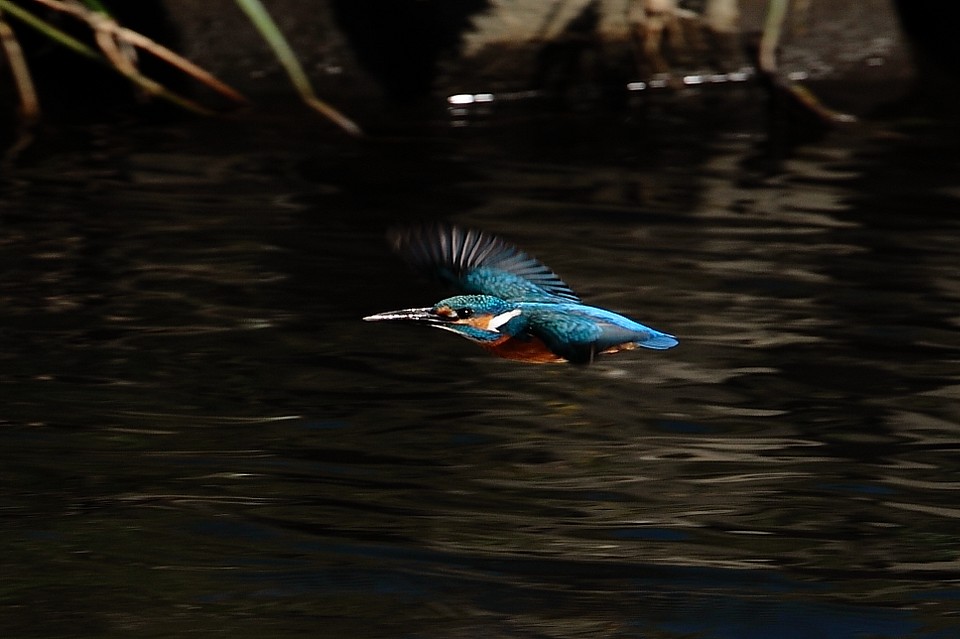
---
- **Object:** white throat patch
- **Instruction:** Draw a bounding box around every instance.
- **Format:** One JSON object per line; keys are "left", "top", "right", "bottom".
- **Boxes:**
{"left": 487, "top": 309, "right": 522, "bottom": 332}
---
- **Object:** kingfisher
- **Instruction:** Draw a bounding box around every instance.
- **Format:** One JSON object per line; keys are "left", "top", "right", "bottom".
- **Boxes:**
{"left": 363, "top": 224, "right": 678, "bottom": 364}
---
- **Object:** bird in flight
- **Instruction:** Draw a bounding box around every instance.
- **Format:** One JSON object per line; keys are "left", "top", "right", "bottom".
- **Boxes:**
{"left": 363, "top": 224, "right": 678, "bottom": 364}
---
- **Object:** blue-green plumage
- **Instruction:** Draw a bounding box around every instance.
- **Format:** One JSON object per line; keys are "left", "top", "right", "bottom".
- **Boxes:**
{"left": 392, "top": 225, "right": 580, "bottom": 303}
{"left": 364, "top": 225, "right": 678, "bottom": 364}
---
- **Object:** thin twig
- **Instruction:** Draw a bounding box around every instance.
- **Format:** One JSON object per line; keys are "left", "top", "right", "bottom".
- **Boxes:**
{"left": 0, "top": 10, "right": 38, "bottom": 160}
{"left": 0, "top": 10, "right": 40, "bottom": 121}
{"left": 92, "top": 15, "right": 137, "bottom": 76}
{"left": 76, "top": 0, "right": 140, "bottom": 75}
{"left": 114, "top": 23, "right": 248, "bottom": 104}
{"left": 759, "top": 0, "right": 856, "bottom": 124}
{"left": 781, "top": 83, "right": 857, "bottom": 124}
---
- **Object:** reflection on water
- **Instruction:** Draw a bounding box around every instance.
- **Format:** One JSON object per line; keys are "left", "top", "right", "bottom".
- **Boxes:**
{"left": 1, "top": 106, "right": 958, "bottom": 638}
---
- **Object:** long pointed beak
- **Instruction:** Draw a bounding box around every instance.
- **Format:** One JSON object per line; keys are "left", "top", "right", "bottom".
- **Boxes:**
{"left": 363, "top": 307, "right": 441, "bottom": 324}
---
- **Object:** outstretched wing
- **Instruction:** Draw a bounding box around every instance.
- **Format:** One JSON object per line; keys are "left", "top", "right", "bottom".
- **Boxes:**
{"left": 390, "top": 224, "right": 580, "bottom": 303}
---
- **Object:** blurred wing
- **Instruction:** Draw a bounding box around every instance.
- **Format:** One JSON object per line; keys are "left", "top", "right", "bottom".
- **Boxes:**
{"left": 390, "top": 224, "right": 580, "bottom": 303}
{"left": 531, "top": 307, "right": 678, "bottom": 364}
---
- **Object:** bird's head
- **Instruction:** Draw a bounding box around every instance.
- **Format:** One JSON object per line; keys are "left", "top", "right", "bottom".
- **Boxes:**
{"left": 363, "top": 294, "right": 524, "bottom": 343}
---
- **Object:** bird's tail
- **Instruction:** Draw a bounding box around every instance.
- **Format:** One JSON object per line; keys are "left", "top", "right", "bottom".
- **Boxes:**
{"left": 639, "top": 332, "right": 679, "bottom": 350}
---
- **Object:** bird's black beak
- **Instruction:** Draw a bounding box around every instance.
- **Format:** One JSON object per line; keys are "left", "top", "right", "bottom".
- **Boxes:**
{"left": 362, "top": 307, "right": 442, "bottom": 324}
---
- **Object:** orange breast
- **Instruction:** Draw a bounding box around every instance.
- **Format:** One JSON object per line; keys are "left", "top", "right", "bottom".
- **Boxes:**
{"left": 481, "top": 335, "right": 564, "bottom": 363}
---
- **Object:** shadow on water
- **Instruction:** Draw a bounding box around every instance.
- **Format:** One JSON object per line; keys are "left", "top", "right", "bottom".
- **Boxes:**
{"left": 1, "top": 96, "right": 958, "bottom": 637}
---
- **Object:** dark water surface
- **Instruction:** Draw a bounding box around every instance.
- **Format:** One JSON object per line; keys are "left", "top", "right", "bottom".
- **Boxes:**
{"left": 1, "top": 100, "right": 959, "bottom": 638}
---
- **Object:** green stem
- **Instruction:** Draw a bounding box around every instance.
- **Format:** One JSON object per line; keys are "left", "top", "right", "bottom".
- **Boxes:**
{"left": 233, "top": 0, "right": 362, "bottom": 136}
{"left": 759, "top": 0, "right": 789, "bottom": 73}
{"left": 0, "top": 0, "right": 100, "bottom": 60}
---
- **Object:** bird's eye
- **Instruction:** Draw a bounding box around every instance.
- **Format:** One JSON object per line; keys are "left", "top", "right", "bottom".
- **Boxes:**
{"left": 455, "top": 308, "right": 473, "bottom": 319}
